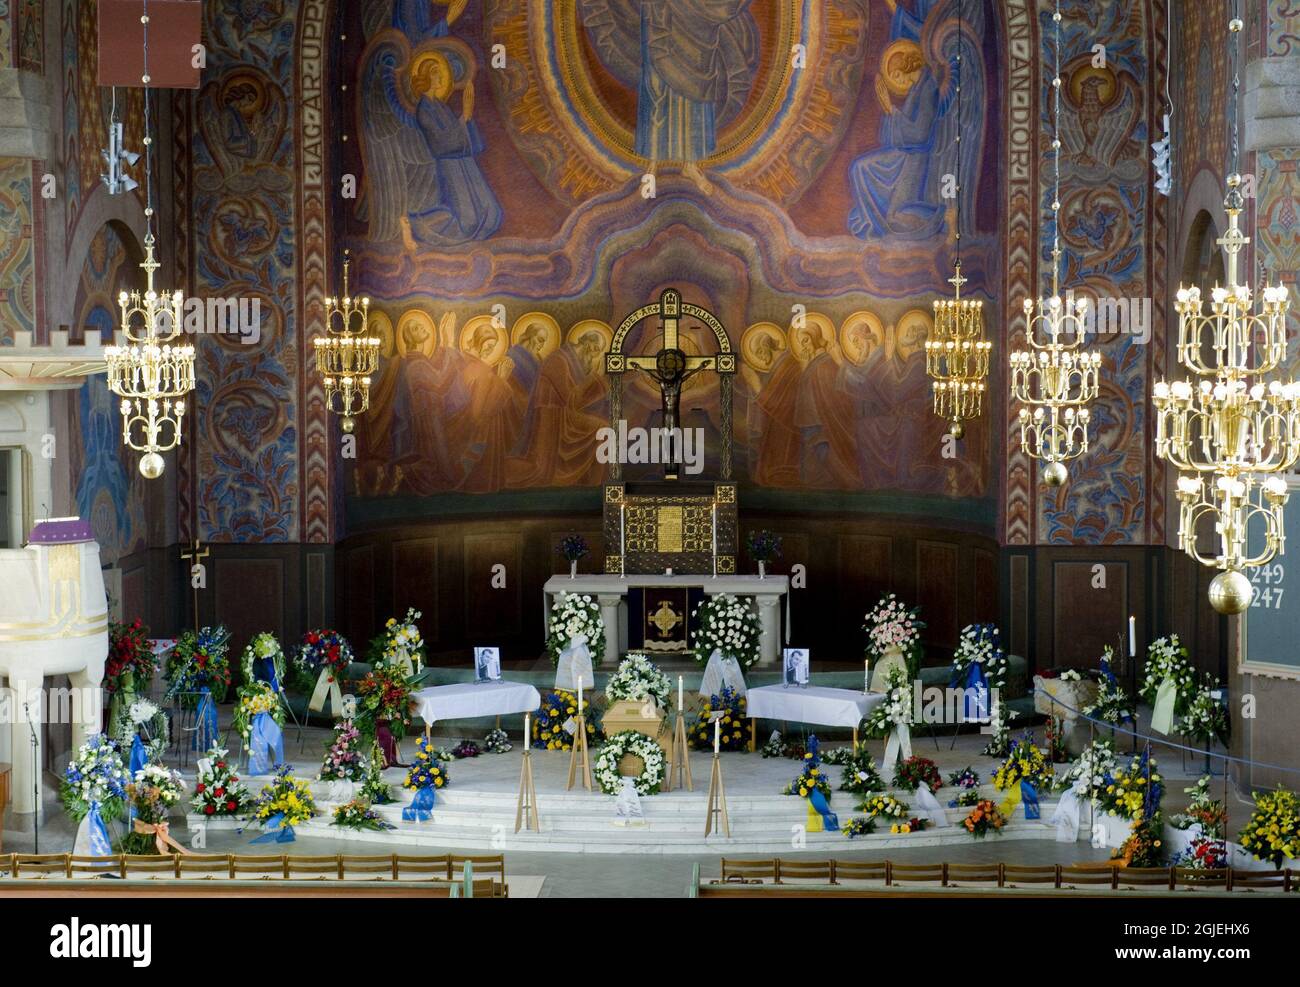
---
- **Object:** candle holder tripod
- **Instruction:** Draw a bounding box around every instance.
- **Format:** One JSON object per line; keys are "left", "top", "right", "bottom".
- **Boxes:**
{"left": 515, "top": 746, "right": 540, "bottom": 833}
{"left": 704, "top": 752, "right": 729, "bottom": 837}
{"left": 666, "top": 712, "right": 693, "bottom": 792}
{"left": 566, "top": 714, "right": 593, "bottom": 791}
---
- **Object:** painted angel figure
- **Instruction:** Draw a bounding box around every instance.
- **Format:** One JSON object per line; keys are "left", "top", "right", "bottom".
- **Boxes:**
{"left": 847, "top": 0, "right": 985, "bottom": 240}
{"left": 359, "top": 39, "right": 502, "bottom": 249}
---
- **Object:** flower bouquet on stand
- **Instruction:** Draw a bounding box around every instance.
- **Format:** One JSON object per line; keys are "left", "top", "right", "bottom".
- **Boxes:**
{"left": 1178, "top": 679, "right": 1230, "bottom": 752}
{"left": 547, "top": 593, "right": 605, "bottom": 693}
{"left": 1083, "top": 650, "right": 1136, "bottom": 728}
{"left": 246, "top": 766, "right": 317, "bottom": 843}
{"left": 1140, "top": 635, "right": 1196, "bottom": 733}
{"left": 120, "top": 763, "right": 187, "bottom": 855}
{"left": 863, "top": 594, "right": 924, "bottom": 689}
{"left": 950, "top": 622, "right": 1008, "bottom": 691}
{"left": 192, "top": 746, "right": 250, "bottom": 818}
{"left": 165, "top": 626, "right": 232, "bottom": 752}
{"left": 862, "top": 665, "right": 914, "bottom": 772}
{"left": 401, "top": 737, "right": 449, "bottom": 821}
{"left": 105, "top": 619, "right": 156, "bottom": 740}
{"left": 240, "top": 632, "right": 288, "bottom": 691}
{"left": 236, "top": 679, "right": 288, "bottom": 776}
{"left": 116, "top": 698, "right": 170, "bottom": 768}
{"left": 532, "top": 688, "right": 600, "bottom": 751}
{"left": 369, "top": 608, "right": 426, "bottom": 676}
{"left": 60, "top": 734, "right": 129, "bottom": 838}
{"left": 332, "top": 798, "right": 395, "bottom": 832}
{"left": 993, "top": 734, "right": 1053, "bottom": 820}
{"left": 692, "top": 594, "right": 761, "bottom": 698}
{"left": 691, "top": 687, "right": 748, "bottom": 751}
{"left": 1169, "top": 776, "right": 1227, "bottom": 839}
{"left": 559, "top": 534, "right": 588, "bottom": 578}
{"left": 296, "top": 628, "right": 354, "bottom": 715}
{"left": 746, "top": 529, "right": 782, "bottom": 578}
{"left": 783, "top": 736, "right": 838, "bottom": 832}
{"left": 355, "top": 663, "right": 414, "bottom": 765}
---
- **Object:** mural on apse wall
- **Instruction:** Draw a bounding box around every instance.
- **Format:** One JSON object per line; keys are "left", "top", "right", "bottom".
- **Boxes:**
{"left": 0, "top": 157, "right": 36, "bottom": 344}
{"left": 340, "top": 0, "right": 1002, "bottom": 503}
{"left": 68, "top": 224, "right": 147, "bottom": 566}
{"left": 1021, "top": 0, "right": 1162, "bottom": 546}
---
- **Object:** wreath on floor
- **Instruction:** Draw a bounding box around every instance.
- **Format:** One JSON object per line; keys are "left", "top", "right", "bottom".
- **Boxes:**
{"left": 594, "top": 731, "right": 666, "bottom": 797}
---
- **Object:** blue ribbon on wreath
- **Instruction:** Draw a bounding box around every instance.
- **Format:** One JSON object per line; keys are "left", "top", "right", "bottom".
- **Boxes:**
{"left": 1021, "top": 779, "right": 1041, "bottom": 820}
{"left": 86, "top": 801, "right": 113, "bottom": 856}
{"left": 194, "top": 686, "right": 219, "bottom": 751}
{"left": 248, "top": 711, "right": 284, "bottom": 775}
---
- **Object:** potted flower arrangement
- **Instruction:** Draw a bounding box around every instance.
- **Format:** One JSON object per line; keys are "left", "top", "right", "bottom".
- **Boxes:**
{"left": 858, "top": 793, "right": 910, "bottom": 825}
{"left": 164, "top": 625, "right": 232, "bottom": 706}
{"left": 1054, "top": 739, "right": 1116, "bottom": 798}
{"left": 120, "top": 763, "right": 187, "bottom": 855}
{"left": 559, "top": 533, "right": 588, "bottom": 578}
{"left": 893, "top": 755, "right": 942, "bottom": 794}
{"left": 191, "top": 746, "right": 249, "bottom": 818}
{"left": 1113, "top": 819, "right": 1164, "bottom": 867}
{"left": 746, "top": 529, "right": 781, "bottom": 578}
{"left": 1238, "top": 787, "right": 1300, "bottom": 869}
{"left": 545, "top": 592, "right": 606, "bottom": 667}
{"left": 1094, "top": 749, "right": 1162, "bottom": 847}
{"left": 532, "top": 688, "right": 601, "bottom": 751}
{"left": 355, "top": 663, "right": 414, "bottom": 764}
{"left": 604, "top": 653, "right": 672, "bottom": 751}
{"left": 318, "top": 719, "right": 366, "bottom": 783}
{"left": 1178, "top": 679, "right": 1229, "bottom": 750}
{"left": 60, "top": 733, "right": 129, "bottom": 824}
{"left": 863, "top": 594, "right": 924, "bottom": 687}
{"left": 359, "top": 742, "right": 393, "bottom": 805}
{"left": 693, "top": 592, "right": 762, "bottom": 669}
{"left": 783, "top": 749, "right": 833, "bottom": 800}
{"left": 401, "top": 738, "right": 449, "bottom": 821}
{"left": 947, "top": 766, "right": 982, "bottom": 808}
{"left": 296, "top": 628, "right": 354, "bottom": 715}
{"left": 691, "top": 686, "right": 748, "bottom": 752}
{"left": 993, "top": 735, "right": 1054, "bottom": 793}
{"left": 483, "top": 728, "right": 512, "bottom": 754}
{"left": 889, "top": 817, "right": 929, "bottom": 835}
{"left": 862, "top": 665, "right": 913, "bottom": 747}
{"left": 834, "top": 750, "right": 885, "bottom": 796}
{"left": 247, "top": 766, "right": 318, "bottom": 840}
{"left": 332, "top": 798, "right": 395, "bottom": 832}
{"left": 1169, "top": 776, "right": 1226, "bottom": 839}
{"left": 962, "top": 799, "right": 1007, "bottom": 838}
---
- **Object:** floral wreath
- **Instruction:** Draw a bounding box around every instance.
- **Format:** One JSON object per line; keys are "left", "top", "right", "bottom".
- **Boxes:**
{"left": 241, "top": 632, "right": 288, "bottom": 689}
{"left": 594, "top": 731, "right": 666, "bottom": 797}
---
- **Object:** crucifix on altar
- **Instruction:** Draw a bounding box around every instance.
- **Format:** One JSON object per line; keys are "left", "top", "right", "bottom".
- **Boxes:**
{"left": 180, "top": 538, "right": 209, "bottom": 633}
{"left": 603, "top": 288, "right": 737, "bottom": 576}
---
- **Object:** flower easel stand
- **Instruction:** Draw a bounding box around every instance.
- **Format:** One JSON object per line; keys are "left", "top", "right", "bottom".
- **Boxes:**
{"left": 515, "top": 717, "right": 540, "bottom": 833}
{"left": 665, "top": 711, "right": 693, "bottom": 793}
{"left": 566, "top": 711, "right": 593, "bottom": 791}
{"left": 704, "top": 751, "right": 729, "bottom": 837}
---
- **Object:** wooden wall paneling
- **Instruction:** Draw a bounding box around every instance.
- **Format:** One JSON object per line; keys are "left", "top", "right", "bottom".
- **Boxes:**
{"left": 915, "top": 540, "right": 959, "bottom": 655}
{"left": 463, "top": 531, "right": 523, "bottom": 645}
{"left": 973, "top": 547, "right": 997, "bottom": 625}
{"left": 214, "top": 557, "right": 285, "bottom": 660}
{"left": 341, "top": 544, "right": 375, "bottom": 650}
{"left": 1049, "top": 560, "right": 1129, "bottom": 668}
{"left": 547, "top": 527, "right": 606, "bottom": 576}
{"left": 306, "top": 551, "right": 327, "bottom": 630}
{"left": 120, "top": 562, "right": 145, "bottom": 626}
{"left": 1007, "top": 552, "right": 1030, "bottom": 661}
{"left": 392, "top": 537, "right": 439, "bottom": 642}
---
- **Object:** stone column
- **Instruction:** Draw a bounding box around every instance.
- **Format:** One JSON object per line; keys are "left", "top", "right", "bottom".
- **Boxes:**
{"left": 755, "top": 596, "right": 782, "bottom": 666}
{"left": 597, "top": 594, "right": 623, "bottom": 667}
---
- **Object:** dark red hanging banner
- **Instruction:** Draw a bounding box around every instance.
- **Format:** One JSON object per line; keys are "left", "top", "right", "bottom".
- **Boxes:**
{"left": 97, "top": 0, "right": 203, "bottom": 89}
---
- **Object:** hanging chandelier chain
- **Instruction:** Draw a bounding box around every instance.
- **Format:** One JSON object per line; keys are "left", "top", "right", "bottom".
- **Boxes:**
{"left": 1229, "top": 0, "right": 1240, "bottom": 179}
{"left": 1050, "top": 0, "right": 1062, "bottom": 298}
{"left": 954, "top": 0, "right": 963, "bottom": 271}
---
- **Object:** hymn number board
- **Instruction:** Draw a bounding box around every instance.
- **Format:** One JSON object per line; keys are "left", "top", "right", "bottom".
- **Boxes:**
{"left": 1242, "top": 477, "right": 1300, "bottom": 675}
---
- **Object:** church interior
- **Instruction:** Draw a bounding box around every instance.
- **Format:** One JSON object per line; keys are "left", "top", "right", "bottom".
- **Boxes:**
{"left": 0, "top": 0, "right": 1298, "bottom": 913}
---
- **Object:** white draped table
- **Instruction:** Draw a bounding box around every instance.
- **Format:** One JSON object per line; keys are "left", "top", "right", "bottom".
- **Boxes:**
{"left": 412, "top": 681, "right": 542, "bottom": 739}
{"left": 744, "top": 685, "right": 885, "bottom": 751}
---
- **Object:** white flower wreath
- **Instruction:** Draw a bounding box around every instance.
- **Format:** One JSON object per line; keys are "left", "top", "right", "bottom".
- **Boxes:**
{"left": 594, "top": 730, "right": 666, "bottom": 796}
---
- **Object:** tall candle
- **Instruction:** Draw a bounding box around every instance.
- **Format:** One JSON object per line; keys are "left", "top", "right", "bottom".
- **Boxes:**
{"left": 865, "top": 658, "right": 870, "bottom": 693}
{"left": 713, "top": 716, "right": 720, "bottom": 754}
{"left": 524, "top": 712, "right": 530, "bottom": 745}
{"left": 578, "top": 675, "right": 583, "bottom": 712}
{"left": 711, "top": 502, "right": 718, "bottom": 578}
{"left": 678, "top": 675, "right": 684, "bottom": 712}
{"left": 1128, "top": 615, "right": 1136, "bottom": 658}
{"left": 620, "top": 505, "right": 626, "bottom": 564}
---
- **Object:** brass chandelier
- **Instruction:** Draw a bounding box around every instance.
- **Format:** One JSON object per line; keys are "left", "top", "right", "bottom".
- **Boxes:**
{"left": 1008, "top": 0, "right": 1100, "bottom": 488}
{"left": 927, "top": 0, "right": 990, "bottom": 441}
{"left": 315, "top": 250, "right": 380, "bottom": 434}
{"left": 1153, "top": 10, "right": 1298, "bottom": 615}
{"left": 103, "top": 2, "right": 195, "bottom": 480}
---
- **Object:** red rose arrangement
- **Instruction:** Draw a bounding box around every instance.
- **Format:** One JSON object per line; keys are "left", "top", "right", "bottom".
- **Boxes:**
{"left": 105, "top": 618, "right": 156, "bottom": 693}
{"left": 190, "top": 746, "right": 250, "bottom": 817}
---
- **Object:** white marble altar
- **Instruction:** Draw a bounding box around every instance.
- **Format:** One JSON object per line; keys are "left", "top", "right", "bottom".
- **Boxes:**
{"left": 542, "top": 574, "right": 789, "bottom": 666}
